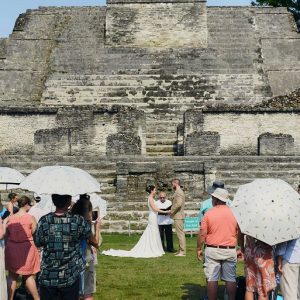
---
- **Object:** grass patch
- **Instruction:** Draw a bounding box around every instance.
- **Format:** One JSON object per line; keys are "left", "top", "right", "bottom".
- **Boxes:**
{"left": 95, "top": 234, "right": 244, "bottom": 300}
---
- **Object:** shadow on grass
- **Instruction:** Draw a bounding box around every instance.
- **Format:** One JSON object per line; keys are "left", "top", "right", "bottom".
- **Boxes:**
{"left": 181, "top": 283, "right": 226, "bottom": 300}
{"left": 181, "top": 283, "right": 206, "bottom": 300}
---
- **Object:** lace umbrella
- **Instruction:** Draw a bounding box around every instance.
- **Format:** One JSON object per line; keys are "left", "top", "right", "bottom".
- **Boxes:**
{"left": 231, "top": 178, "right": 300, "bottom": 246}
{"left": 19, "top": 165, "right": 100, "bottom": 196}
{"left": 0, "top": 167, "right": 25, "bottom": 190}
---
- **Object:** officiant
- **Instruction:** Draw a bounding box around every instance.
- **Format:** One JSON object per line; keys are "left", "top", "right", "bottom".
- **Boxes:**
{"left": 156, "top": 192, "right": 175, "bottom": 253}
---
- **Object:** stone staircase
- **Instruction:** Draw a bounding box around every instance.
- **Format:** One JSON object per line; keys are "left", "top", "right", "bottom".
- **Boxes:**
{"left": 207, "top": 7, "right": 272, "bottom": 101}
{"left": 145, "top": 110, "right": 183, "bottom": 156}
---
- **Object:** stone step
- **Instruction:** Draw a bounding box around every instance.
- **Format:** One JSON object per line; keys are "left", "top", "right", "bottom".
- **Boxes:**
{"left": 43, "top": 89, "right": 216, "bottom": 99}
{"left": 101, "top": 220, "right": 147, "bottom": 232}
{"left": 45, "top": 72, "right": 259, "bottom": 91}
{"left": 225, "top": 181, "right": 299, "bottom": 195}
{"left": 220, "top": 177, "right": 300, "bottom": 187}
{"left": 210, "top": 156, "right": 300, "bottom": 163}
{"left": 215, "top": 161, "right": 300, "bottom": 171}
{"left": 105, "top": 210, "right": 199, "bottom": 221}
{"left": 0, "top": 154, "right": 118, "bottom": 163}
{"left": 44, "top": 83, "right": 217, "bottom": 93}
{"left": 146, "top": 152, "right": 176, "bottom": 157}
{"left": 0, "top": 161, "right": 117, "bottom": 173}
{"left": 108, "top": 201, "right": 200, "bottom": 211}
{"left": 217, "top": 170, "right": 300, "bottom": 178}
{"left": 46, "top": 73, "right": 221, "bottom": 83}
{"left": 146, "top": 139, "right": 177, "bottom": 146}
{"left": 146, "top": 133, "right": 179, "bottom": 140}
{"left": 146, "top": 145, "right": 177, "bottom": 154}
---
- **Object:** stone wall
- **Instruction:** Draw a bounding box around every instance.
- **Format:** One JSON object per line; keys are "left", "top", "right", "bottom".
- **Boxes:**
{"left": 34, "top": 127, "right": 72, "bottom": 155}
{"left": 115, "top": 159, "right": 205, "bottom": 203}
{"left": 0, "top": 111, "right": 57, "bottom": 154}
{"left": 106, "top": 0, "right": 207, "bottom": 48}
{"left": 258, "top": 133, "right": 295, "bottom": 156}
{"left": 202, "top": 111, "right": 300, "bottom": 155}
{"left": 254, "top": 8, "right": 300, "bottom": 96}
{"left": 0, "top": 39, "right": 7, "bottom": 59}
{"left": 0, "top": 106, "right": 148, "bottom": 156}
{"left": 107, "top": 132, "right": 141, "bottom": 155}
{"left": 184, "top": 131, "right": 220, "bottom": 156}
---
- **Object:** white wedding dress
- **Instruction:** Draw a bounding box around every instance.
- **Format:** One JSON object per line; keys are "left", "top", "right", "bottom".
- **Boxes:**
{"left": 102, "top": 198, "right": 164, "bottom": 258}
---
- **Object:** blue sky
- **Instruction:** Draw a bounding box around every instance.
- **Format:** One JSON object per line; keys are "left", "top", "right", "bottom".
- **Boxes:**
{"left": 0, "top": 0, "right": 251, "bottom": 37}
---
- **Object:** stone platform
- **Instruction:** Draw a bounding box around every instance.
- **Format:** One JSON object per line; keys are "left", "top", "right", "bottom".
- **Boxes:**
{"left": 0, "top": 154, "right": 299, "bottom": 233}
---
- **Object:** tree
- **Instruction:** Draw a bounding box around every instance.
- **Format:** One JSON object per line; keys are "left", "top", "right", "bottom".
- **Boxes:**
{"left": 251, "top": 0, "right": 300, "bottom": 25}
{"left": 251, "top": 0, "right": 299, "bottom": 12}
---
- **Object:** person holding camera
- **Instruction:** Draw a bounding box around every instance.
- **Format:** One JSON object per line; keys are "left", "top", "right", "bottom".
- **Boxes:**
{"left": 71, "top": 194, "right": 100, "bottom": 300}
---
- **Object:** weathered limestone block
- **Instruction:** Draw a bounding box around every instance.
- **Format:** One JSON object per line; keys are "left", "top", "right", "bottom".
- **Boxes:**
{"left": 0, "top": 71, "right": 45, "bottom": 102}
{"left": 184, "top": 109, "right": 204, "bottom": 138}
{"left": 177, "top": 123, "right": 184, "bottom": 156}
{"left": 56, "top": 107, "right": 94, "bottom": 127}
{"left": 106, "top": 0, "right": 207, "bottom": 48}
{"left": 106, "top": 132, "right": 141, "bottom": 156}
{"left": 118, "top": 107, "right": 146, "bottom": 154}
{"left": 34, "top": 127, "right": 72, "bottom": 155}
{"left": 0, "top": 39, "right": 7, "bottom": 59}
{"left": 184, "top": 131, "right": 220, "bottom": 156}
{"left": 258, "top": 133, "right": 295, "bottom": 156}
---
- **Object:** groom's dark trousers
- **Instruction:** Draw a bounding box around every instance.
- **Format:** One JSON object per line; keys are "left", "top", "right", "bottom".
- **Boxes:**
{"left": 158, "top": 224, "right": 174, "bottom": 252}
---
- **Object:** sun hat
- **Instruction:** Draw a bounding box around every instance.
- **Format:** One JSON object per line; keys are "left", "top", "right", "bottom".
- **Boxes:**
{"left": 207, "top": 180, "right": 225, "bottom": 194}
{"left": 211, "top": 188, "right": 229, "bottom": 203}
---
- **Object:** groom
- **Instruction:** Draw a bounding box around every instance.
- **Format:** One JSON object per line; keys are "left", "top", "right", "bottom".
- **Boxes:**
{"left": 170, "top": 179, "right": 186, "bottom": 257}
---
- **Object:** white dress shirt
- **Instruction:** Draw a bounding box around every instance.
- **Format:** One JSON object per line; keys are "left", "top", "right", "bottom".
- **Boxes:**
{"left": 156, "top": 199, "right": 173, "bottom": 225}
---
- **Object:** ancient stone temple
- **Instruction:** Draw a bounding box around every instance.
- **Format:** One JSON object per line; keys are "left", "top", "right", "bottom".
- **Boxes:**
{"left": 0, "top": 0, "right": 300, "bottom": 232}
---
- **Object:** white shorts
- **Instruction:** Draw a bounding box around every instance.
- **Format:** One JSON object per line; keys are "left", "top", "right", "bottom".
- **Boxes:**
{"left": 204, "top": 247, "right": 237, "bottom": 282}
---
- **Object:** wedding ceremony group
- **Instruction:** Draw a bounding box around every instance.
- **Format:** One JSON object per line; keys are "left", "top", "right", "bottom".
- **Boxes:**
{"left": 0, "top": 164, "right": 300, "bottom": 300}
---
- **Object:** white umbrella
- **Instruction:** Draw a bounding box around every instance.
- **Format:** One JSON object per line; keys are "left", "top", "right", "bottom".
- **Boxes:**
{"left": 19, "top": 166, "right": 100, "bottom": 196}
{"left": 0, "top": 167, "right": 25, "bottom": 190}
{"left": 231, "top": 178, "right": 300, "bottom": 245}
{"left": 89, "top": 193, "right": 107, "bottom": 219}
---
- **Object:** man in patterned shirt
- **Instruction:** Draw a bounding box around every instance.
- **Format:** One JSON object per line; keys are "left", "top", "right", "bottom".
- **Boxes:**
{"left": 34, "top": 194, "right": 98, "bottom": 300}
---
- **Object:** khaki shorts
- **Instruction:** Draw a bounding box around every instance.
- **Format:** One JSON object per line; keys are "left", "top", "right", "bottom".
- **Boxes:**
{"left": 204, "top": 247, "right": 237, "bottom": 282}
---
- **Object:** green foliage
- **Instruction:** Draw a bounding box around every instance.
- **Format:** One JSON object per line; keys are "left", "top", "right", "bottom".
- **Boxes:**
{"left": 95, "top": 234, "right": 244, "bottom": 300}
{"left": 251, "top": 0, "right": 300, "bottom": 14}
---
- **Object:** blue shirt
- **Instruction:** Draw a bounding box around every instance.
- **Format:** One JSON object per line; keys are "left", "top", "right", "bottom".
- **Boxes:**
{"left": 198, "top": 197, "right": 232, "bottom": 223}
{"left": 0, "top": 208, "right": 7, "bottom": 218}
{"left": 276, "top": 237, "right": 300, "bottom": 264}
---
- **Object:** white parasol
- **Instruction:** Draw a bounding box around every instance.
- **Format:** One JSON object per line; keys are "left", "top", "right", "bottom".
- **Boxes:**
{"left": 19, "top": 166, "right": 100, "bottom": 196}
{"left": 0, "top": 167, "right": 25, "bottom": 190}
{"left": 231, "top": 178, "right": 300, "bottom": 246}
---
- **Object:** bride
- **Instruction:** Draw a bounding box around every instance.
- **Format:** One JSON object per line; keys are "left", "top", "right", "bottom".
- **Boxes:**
{"left": 102, "top": 185, "right": 170, "bottom": 258}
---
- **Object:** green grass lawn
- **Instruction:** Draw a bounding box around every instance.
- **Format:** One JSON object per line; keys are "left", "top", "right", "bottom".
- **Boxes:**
{"left": 95, "top": 234, "right": 244, "bottom": 300}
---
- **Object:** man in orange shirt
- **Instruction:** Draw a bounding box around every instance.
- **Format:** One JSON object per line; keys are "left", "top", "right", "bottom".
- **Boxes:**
{"left": 197, "top": 188, "right": 238, "bottom": 300}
